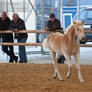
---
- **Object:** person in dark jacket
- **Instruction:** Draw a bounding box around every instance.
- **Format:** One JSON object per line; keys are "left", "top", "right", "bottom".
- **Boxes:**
{"left": 45, "top": 13, "right": 65, "bottom": 64}
{"left": 0, "top": 11, "right": 18, "bottom": 63}
{"left": 45, "top": 13, "right": 63, "bottom": 33}
{"left": 9, "top": 13, "right": 28, "bottom": 63}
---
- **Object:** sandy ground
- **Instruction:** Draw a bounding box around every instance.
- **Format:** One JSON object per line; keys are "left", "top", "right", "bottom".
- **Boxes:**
{"left": 0, "top": 63, "right": 92, "bottom": 92}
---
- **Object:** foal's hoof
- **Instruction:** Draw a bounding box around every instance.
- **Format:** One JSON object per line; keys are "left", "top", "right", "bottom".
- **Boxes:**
{"left": 59, "top": 79, "right": 64, "bottom": 81}
{"left": 66, "top": 75, "right": 70, "bottom": 78}
{"left": 66, "top": 73, "right": 71, "bottom": 78}
{"left": 53, "top": 74, "right": 57, "bottom": 79}
{"left": 53, "top": 76, "right": 56, "bottom": 79}
{"left": 59, "top": 77, "right": 64, "bottom": 81}
{"left": 80, "top": 79, "right": 85, "bottom": 82}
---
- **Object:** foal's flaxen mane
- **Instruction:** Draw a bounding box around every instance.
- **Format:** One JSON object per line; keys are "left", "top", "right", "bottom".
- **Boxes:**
{"left": 64, "top": 20, "right": 84, "bottom": 34}
{"left": 64, "top": 22, "right": 75, "bottom": 34}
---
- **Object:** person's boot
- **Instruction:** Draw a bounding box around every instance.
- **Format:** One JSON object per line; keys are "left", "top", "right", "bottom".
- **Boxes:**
{"left": 19, "top": 60, "right": 23, "bottom": 63}
{"left": 9, "top": 56, "right": 14, "bottom": 63}
{"left": 58, "top": 56, "right": 65, "bottom": 64}
{"left": 14, "top": 56, "right": 18, "bottom": 63}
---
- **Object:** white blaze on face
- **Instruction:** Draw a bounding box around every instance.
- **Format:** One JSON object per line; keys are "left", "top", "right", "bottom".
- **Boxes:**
{"left": 77, "top": 26, "right": 85, "bottom": 39}
{"left": 78, "top": 25, "right": 85, "bottom": 39}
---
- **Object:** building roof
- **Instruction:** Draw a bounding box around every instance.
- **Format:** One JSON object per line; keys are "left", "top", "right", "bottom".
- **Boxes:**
{"left": 80, "top": 0, "right": 92, "bottom": 5}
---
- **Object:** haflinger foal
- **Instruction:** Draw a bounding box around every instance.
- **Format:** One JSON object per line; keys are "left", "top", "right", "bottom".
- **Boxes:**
{"left": 43, "top": 20, "right": 85, "bottom": 82}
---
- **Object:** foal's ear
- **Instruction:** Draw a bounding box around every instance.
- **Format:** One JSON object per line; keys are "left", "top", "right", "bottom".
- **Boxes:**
{"left": 73, "top": 21, "right": 76, "bottom": 25}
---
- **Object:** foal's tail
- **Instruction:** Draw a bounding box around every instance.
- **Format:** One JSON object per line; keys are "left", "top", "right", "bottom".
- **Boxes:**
{"left": 42, "top": 38, "right": 48, "bottom": 51}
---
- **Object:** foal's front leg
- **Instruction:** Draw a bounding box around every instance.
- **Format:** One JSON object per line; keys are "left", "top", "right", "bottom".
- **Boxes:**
{"left": 74, "top": 53, "right": 84, "bottom": 82}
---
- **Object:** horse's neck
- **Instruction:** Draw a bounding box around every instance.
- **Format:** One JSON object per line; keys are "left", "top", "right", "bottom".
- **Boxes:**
{"left": 63, "top": 27, "right": 79, "bottom": 54}
{"left": 66, "top": 26, "right": 78, "bottom": 44}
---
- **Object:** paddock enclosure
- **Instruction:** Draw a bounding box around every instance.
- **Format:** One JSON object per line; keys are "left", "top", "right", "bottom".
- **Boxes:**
{"left": 0, "top": 30, "right": 92, "bottom": 92}
{"left": 0, "top": 63, "right": 92, "bottom": 92}
{"left": 0, "top": 30, "right": 92, "bottom": 47}
{"left": 0, "top": 0, "right": 92, "bottom": 92}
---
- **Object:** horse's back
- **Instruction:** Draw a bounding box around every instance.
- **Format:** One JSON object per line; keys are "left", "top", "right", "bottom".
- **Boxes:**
{"left": 48, "top": 32, "right": 63, "bottom": 39}
{"left": 47, "top": 32, "right": 63, "bottom": 53}
{"left": 47, "top": 32, "right": 63, "bottom": 43}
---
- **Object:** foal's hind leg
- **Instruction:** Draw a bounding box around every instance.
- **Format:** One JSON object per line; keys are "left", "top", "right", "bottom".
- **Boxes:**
{"left": 74, "top": 53, "right": 84, "bottom": 82}
{"left": 51, "top": 51, "right": 57, "bottom": 78}
{"left": 51, "top": 51, "right": 63, "bottom": 80}
{"left": 64, "top": 54, "right": 72, "bottom": 78}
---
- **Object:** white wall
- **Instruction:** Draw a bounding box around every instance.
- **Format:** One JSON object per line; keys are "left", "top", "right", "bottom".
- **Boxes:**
{"left": 1, "top": 0, "right": 36, "bottom": 43}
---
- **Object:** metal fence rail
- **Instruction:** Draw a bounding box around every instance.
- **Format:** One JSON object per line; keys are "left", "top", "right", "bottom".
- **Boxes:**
{"left": 0, "top": 30, "right": 92, "bottom": 47}
{"left": 0, "top": 30, "right": 92, "bottom": 33}
{"left": 0, "top": 30, "right": 46, "bottom": 33}
{"left": 0, "top": 43, "right": 42, "bottom": 46}
{"left": 0, "top": 43, "right": 92, "bottom": 48}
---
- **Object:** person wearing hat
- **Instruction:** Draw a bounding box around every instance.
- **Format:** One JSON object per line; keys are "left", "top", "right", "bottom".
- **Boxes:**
{"left": 45, "top": 13, "right": 65, "bottom": 64}
{"left": 45, "top": 13, "right": 63, "bottom": 33}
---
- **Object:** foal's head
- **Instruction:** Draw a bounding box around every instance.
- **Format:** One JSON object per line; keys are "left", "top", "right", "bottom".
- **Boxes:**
{"left": 72, "top": 20, "right": 85, "bottom": 40}
{"left": 66, "top": 20, "right": 85, "bottom": 41}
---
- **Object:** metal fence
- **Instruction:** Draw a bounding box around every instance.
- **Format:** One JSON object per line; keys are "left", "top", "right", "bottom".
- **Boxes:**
{"left": 0, "top": 30, "right": 92, "bottom": 47}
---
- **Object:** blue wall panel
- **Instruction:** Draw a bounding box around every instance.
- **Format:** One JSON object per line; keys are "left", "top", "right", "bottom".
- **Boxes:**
{"left": 65, "top": 15, "right": 71, "bottom": 28}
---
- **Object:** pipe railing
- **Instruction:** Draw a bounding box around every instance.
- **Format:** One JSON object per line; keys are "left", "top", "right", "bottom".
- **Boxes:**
{"left": 0, "top": 30, "right": 92, "bottom": 47}
{"left": 0, "top": 30, "right": 92, "bottom": 33}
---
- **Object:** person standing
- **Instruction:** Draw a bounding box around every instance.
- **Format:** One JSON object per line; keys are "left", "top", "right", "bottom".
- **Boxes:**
{"left": 0, "top": 11, "right": 18, "bottom": 63}
{"left": 45, "top": 13, "right": 65, "bottom": 64}
{"left": 9, "top": 13, "right": 28, "bottom": 63}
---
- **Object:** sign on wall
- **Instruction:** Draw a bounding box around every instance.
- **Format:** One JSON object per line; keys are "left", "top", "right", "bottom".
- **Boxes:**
{"left": 63, "top": 0, "right": 77, "bottom": 6}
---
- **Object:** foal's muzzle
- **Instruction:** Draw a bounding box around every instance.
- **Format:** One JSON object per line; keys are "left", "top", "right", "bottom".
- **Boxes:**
{"left": 81, "top": 36, "right": 86, "bottom": 42}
